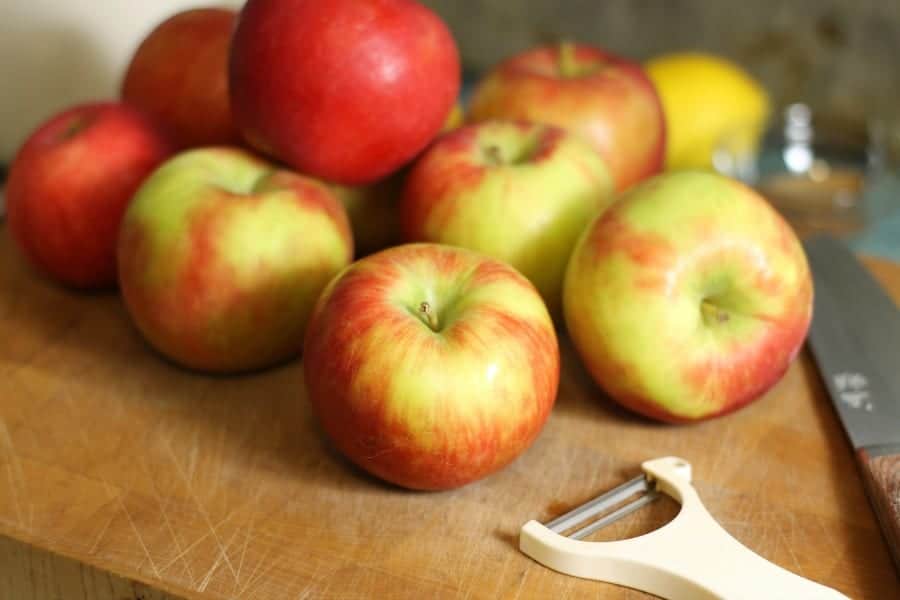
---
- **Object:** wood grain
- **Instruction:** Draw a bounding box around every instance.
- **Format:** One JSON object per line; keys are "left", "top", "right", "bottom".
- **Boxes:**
{"left": 0, "top": 533, "right": 182, "bottom": 600}
{"left": 857, "top": 447, "right": 900, "bottom": 574}
{"left": 0, "top": 223, "right": 898, "bottom": 599}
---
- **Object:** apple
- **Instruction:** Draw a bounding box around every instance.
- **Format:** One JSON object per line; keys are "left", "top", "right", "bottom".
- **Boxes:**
{"left": 122, "top": 8, "right": 240, "bottom": 148}
{"left": 329, "top": 101, "right": 465, "bottom": 257}
{"left": 467, "top": 43, "right": 665, "bottom": 192}
{"left": 6, "top": 102, "right": 173, "bottom": 288}
{"left": 118, "top": 147, "right": 353, "bottom": 373}
{"left": 442, "top": 102, "right": 464, "bottom": 133}
{"left": 303, "top": 243, "right": 559, "bottom": 490}
{"left": 229, "top": 0, "right": 460, "bottom": 185}
{"left": 563, "top": 170, "right": 813, "bottom": 422}
{"left": 330, "top": 175, "right": 404, "bottom": 258}
{"left": 401, "top": 120, "right": 615, "bottom": 314}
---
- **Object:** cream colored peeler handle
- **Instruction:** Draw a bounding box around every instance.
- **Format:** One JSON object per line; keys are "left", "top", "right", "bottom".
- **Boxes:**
{"left": 520, "top": 457, "right": 849, "bottom": 600}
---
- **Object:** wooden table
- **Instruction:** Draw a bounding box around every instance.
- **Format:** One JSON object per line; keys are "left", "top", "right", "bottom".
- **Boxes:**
{"left": 1, "top": 223, "right": 897, "bottom": 599}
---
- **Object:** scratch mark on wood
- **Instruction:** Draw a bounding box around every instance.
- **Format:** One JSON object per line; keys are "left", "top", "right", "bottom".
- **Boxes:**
{"left": 239, "top": 550, "right": 282, "bottom": 599}
{"left": 139, "top": 458, "right": 196, "bottom": 587}
{"left": 161, "top": 435, "right": 239, "bottom": 585}
{"left": 156, "top": 500, "right": 241, "bottom": 575}
{"left": 196, "top": 511, "right": 248, "bottom": 594}
{"left": 87, "top": 498, "right": 120, "bottom": 557}
{"left": 112, "top": 487, "right": 162, "bottom": 581}
{"left": 235, "top": 479, "right": 266, "bottom": 591}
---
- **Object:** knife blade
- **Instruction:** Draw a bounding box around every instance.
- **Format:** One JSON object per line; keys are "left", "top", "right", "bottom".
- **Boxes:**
{"left": 803, "top": 235, "right": 900, "bottom": 574}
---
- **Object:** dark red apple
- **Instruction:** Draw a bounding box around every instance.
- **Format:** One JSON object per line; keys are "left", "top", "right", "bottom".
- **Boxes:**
{"left": 122, "top": 8, "right": 239, "bottom": 148}
{"left": 229, "top": 0, "right": 460, "bottom": 185}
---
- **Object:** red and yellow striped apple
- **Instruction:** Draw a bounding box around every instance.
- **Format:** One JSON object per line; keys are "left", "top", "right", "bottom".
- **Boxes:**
{"left": 563, "top": 171, "right": 813, "bottom": 422}
{"left": 401, "top": 120, "right": 615, "bottom": 314}
{"left": 118, "top": 148, "right": 353, "bottom": 373}
{"left": 6, "top": 102, "right": 173, "bottom": 288}
{"left": 468, "top": 43, "right": 665, "bottom": 192}
{"left": 229, "top": 0, "right": 460, "bottom": 185}
{"left": 303, "top": 243, "right": 559, "bottom": 490}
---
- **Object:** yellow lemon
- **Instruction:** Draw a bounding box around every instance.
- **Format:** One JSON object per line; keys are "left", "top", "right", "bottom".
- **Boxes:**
{"left": 645, "top": 52, "right": 771, "bottom": 171}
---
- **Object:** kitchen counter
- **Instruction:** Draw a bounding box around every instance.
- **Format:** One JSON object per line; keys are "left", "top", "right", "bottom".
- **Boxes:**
{"left": 0, "top": 223, "right": 897, "bottom": 599}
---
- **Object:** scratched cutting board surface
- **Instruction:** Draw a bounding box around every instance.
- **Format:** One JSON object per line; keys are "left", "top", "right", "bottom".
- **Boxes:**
{"left": 0, "top": 224, "right": 897, "bottom": 599}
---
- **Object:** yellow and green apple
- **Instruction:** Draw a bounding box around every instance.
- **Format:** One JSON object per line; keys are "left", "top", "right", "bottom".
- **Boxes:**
{"left": 118, "top": 147, "right": 353, "bottom": 373}
{"left": 468, "top": 43, "right": 665, "bottom": 192}
{"left": 563, "top": 171, "right": 813, "bottom": 422}
{"left": 400, "top": 120, "right": 615, "bottom": 315}
{"left": 303, "top": 243, "right": 560, "bottom": 490}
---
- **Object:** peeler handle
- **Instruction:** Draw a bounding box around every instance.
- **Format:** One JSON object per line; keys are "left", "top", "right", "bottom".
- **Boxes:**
{"left": 520, "top": 457, "right": 849, "bottom": 600}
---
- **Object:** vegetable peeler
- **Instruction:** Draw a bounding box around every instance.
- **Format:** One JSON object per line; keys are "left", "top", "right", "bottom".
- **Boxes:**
{"left": 520, "top": 457, "right": 849, "bottom": 599}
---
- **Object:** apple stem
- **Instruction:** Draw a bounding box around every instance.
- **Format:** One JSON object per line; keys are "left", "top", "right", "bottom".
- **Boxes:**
{"left": 60, "top": 116, "right": 88, "bottom": 140}
{"left": 484, "top": 145, "right": 504, "bottom": 166}
{"left": 558, "top": 41, "right": 579, "bottom": 78}
{"left": 701, "top": 300, "right": 731, "bottom": 324}
{"left": 419, "top": 301, "right": 440, "bottom": 331}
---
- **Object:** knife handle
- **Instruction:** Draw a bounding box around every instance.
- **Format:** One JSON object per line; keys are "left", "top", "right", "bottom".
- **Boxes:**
{"left": 857, "top": 445, "right": 900, "bottom": 573}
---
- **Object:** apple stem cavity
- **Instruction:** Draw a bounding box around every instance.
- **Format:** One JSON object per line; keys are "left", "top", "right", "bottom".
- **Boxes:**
{"left": 60, "top": 116, "right": 89, "bottom": 140}
{"left": 701, "top": 299, "right": 731, "bottom": 325}
{"left": 419, "top": 301, "right": 440, "bottom": 331}
{"left": 558, "top": 42, "right": 579, "bottom": 78}
{"left": 484, "top": 145, "right": 504, "bottom": 166}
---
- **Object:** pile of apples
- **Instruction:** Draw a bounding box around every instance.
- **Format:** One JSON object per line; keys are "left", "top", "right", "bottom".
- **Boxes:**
{"left": 5, "top": 0, "right": 813, "bottom": 491}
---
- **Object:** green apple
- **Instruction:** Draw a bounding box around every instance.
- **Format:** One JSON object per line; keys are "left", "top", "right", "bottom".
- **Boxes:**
{"left": 563, "top": 171, "right": 813, "bottom": 422}
{"left": 303, "top": 243, "right": 560, "bottom": 490}
{"left": 401, "top": 120, "right": 615, "bottom": 314}
{"left": 118, "top": 147, "right": 353, "bottom": 373}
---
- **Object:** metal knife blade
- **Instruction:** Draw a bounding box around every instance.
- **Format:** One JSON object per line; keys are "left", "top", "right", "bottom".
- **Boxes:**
{"left": 803, "top": 235, "right": 900, "bottom": 573}
{"left": 804, "top": 236, "right": 900, "bottom": 449}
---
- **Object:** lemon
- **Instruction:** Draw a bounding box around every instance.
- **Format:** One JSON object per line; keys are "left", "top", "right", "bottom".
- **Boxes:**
{"left": 645, "top": 52, "right": 771, "bottom": 171}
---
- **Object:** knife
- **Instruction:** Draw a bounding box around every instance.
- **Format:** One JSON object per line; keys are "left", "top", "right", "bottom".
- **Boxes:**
{"left": 804, "top": 235, "right": 900, "bottom": 575}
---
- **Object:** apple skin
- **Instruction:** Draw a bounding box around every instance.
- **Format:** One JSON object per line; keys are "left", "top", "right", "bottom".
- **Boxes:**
{"left": 330, "top": 174, "right": 405, "bottom": 258}
{"left": 122, "top": 8, "right": 240, "bottom": 148}
{"left": 401, "top": 120, "right": 615, "bottom": 315}
{"left": 467, "top": 44, "right": 665, "bottom": 193}
{"left": 303, "top": 243, "right": 559, "bottom": 490}
{"left": 229, "top": 0, "right": 460, "bottom": 185}
{"left": 563, "top": 171, "right": 813, "bottom": 422}
{"left": 118, "top": 147, "right": 353, "bottom": 373}
{"left": 6, "top": 102, "right": 174, "bottom": 288}
{"left": 328, "top": 102, "right": 465, "bottom": 257}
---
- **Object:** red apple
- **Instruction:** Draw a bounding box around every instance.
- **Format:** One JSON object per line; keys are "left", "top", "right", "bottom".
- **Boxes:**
{"left": 229, "top": 0, "right": 460, "bottom": 185}
{"left": 122, "top": 8, "right": 239, "bottom": 149}
{"left": 118, "top": 147, "right": 353, "bottom": 373}
{"left": 563, "top": 171, "right": 813, "bottom": 422}
{"left": 468, "top": 43, "right": 666, "bottom": 192}
{"left": 6, "top": 102, "right": 173, "bottom": 288}
{"left": 303, "top": 243, "right": 559, "bottom": 490}
{"left": 401, "top": 120, "right": 615, "bottom": 314}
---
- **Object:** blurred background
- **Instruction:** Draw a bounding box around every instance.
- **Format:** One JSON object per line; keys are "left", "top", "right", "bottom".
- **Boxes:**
{"left": 428, "top": 0, "right": 900, "bottom": 126}
{"left": 1, "top": 0, "right": 898, "bottom": 255}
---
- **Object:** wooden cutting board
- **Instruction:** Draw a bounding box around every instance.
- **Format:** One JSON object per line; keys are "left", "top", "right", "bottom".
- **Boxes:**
{"left": 0, "top": 223, "right": 897, "bottom": 599}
